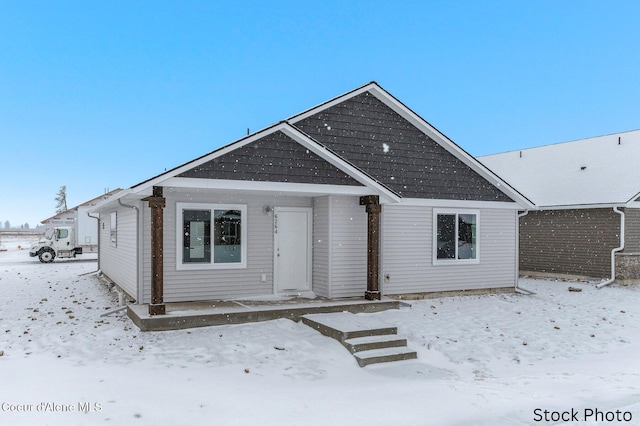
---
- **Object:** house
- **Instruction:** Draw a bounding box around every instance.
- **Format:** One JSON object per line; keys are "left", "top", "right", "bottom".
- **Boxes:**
{"left": 41, "top": 189, "right": 122, "bottom": 253}
{"left": 89, "top": 82, "right": 532, "bottom": 316}
{"left": 480, "top": 129, "right": 640, "bottom": 284}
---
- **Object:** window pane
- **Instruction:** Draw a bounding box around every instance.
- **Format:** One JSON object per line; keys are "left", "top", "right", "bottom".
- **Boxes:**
{"left": 214, "top": 209, "right": 242, "bottom": 263}
{"left": 183, "top": 210, "right": 211, "bottom": 263}
{"left": 437, "top": 214, "right": 456, "bottom": 259}
{"left": 458, "top": 214, "right": 477, "bottom": 260}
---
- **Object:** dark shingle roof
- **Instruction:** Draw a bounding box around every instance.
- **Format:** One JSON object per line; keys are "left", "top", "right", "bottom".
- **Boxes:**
{"left": 293, "top": 91, "right": 512, "bottom": 201}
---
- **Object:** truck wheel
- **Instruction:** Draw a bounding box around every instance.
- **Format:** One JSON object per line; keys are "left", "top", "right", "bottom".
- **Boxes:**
{"left": 39, "top": 248, "right": 55, "bottom": 263}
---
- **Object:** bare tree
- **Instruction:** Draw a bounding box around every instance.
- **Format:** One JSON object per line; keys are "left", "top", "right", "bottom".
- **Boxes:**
{"left": 55, "top": 185, "right": 68, "bottom": 214}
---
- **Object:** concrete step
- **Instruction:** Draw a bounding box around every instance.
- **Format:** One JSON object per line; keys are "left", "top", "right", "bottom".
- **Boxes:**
{"left": 301, "top": 311, "right": 417, "bottom": 367}
{"left": 343, "top": 335, "right": 408, "bottom": 354}
{"left": 301, "top": 312, "right": 397, "bottom": 341}
{"left": 354, "top": 347, "right": 418, "bottom": 367}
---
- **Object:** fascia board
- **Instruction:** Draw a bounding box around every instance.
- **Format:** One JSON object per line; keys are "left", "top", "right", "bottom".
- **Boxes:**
{"left": 536, "top": 203, "right": 625, "bottom": 211}
{"left": 87, "top": 188, "right": 135, "bottom": 213}
{"left": 162, "top": 177, "right": 373, "bottom": 196}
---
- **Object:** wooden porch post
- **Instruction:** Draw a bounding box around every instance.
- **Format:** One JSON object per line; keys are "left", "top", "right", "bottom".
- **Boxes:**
{"left": 360, "top": 195, "right": 382, "bottom": 300}
{"left": 144, "top": 186, "right": 166, "bottom": 315}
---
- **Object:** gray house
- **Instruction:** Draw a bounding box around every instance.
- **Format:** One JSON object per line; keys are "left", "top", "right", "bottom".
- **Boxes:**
{"left": 480, "top": 129, "right": 640, "bottom": 284}
{"left": 90, "top": 82, "right": 532, "bottom": 315}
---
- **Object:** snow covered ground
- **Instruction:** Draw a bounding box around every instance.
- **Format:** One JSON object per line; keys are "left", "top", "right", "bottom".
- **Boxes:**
{"left": 1, "top": 236, "right": 639, "bottom": 425}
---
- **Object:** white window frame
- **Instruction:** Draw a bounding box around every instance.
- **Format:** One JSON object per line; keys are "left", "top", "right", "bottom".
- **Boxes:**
{"left": 433, "top": 209, "right": 480, "bottom": 265}
{"left": 176, "top": 202, "right": 247, "bottom": 270}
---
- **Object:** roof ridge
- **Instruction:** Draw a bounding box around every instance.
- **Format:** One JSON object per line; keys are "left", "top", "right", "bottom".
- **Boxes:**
{"left": 480, "top": 128, "right": 640, "bottom": 158}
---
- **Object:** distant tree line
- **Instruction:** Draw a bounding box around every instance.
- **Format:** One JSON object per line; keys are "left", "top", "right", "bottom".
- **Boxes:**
{"left": 1, "top": 221, "right": 36, "bottom": 229}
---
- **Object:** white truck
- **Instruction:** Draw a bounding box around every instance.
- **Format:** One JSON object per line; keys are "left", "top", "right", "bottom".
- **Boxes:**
{"left": 29, "top": 207, "right": 98, "bottom": 263}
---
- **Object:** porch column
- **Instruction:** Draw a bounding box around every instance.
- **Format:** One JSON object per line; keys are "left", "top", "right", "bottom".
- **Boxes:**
{"left": 360, "top": 195, "right": 381, "bottom": 300}
{"left": 144, "top": 186, "right": 166, "bottom": 315}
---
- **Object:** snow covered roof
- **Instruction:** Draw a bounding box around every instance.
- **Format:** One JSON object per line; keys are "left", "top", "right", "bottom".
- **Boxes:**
{"left": 41, "top": 188, "right": 123, "bottom": 223}
{"left": 479, "top": 129, "right": 640, "bottom": 209}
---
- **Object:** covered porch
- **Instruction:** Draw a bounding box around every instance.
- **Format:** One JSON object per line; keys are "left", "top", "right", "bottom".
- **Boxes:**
{"left": 128, "top": 296, "right": 402, "bottom": 331}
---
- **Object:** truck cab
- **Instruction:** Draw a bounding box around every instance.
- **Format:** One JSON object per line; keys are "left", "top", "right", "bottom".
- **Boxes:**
{"left": 29, "top": 226, "right": 83, "bottom": 263}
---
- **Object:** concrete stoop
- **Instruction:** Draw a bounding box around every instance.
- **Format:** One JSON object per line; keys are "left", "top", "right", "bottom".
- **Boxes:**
{"left": 300, "top": 312, "right": 417, "bottom": 367}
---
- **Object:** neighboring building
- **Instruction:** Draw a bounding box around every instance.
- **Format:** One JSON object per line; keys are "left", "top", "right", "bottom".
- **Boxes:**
{"left": 41, "top": 189, "right": 122, "bottom": 252}
{"left": 90, "top": 82, "right": 532, "bottom": 315}
{"left": 480, "top": 129, "right": 640, "bottom": 283}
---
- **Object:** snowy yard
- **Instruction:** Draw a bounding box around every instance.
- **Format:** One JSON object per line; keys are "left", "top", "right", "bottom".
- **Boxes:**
{"left": 1, "top": 236, "right": 640, "bottom": 425}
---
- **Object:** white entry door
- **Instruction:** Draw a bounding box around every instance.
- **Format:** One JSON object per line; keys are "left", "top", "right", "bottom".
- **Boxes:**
{"left": 274, "top": 207, "right": 312, "bottom": 293}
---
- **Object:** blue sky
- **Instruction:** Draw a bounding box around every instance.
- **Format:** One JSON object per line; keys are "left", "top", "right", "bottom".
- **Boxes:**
{"left": 1, "top": 1, "right": 639, "bottom": 227}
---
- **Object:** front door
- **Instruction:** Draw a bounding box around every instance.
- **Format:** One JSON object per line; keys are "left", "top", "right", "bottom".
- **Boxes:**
{"left": 274, "top": 207, "right": 312, "bottom": 293}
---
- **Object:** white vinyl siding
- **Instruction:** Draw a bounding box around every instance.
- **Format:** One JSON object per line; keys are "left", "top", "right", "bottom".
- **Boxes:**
{"left": 328, "top": 196, "right": 367, "bottom": 298}
{"left": 381, "top": 205, "right": 517, "bottom": 294}
{"left": 147, "top": 188, "right": 312, "bottom": 303}
{"left": 99, "top": 206, "right": 138, "bottom": 299}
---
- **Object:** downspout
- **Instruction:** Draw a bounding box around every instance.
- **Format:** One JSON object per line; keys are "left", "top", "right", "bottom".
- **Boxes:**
{"left": 596, "top": 207, "right": 625, "bottom": 289}
{"left": 87, "top": 212, "right": 100, "bottom": 272}
{"left": 515, "top": 210, "right": 536, "bottom": 295}
{"left": 118, "top": 198, "right": 141, "bottom": 302}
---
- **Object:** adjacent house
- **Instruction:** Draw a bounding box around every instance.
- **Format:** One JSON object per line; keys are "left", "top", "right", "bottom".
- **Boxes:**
{"left": 41, "top": 189, "right": 122, "bottom": 253}
{"left": 89, "top": 82, "right": 533, "bottom": 315}
{"left": 480, "top": 129, "right": 640, "bottom": 284}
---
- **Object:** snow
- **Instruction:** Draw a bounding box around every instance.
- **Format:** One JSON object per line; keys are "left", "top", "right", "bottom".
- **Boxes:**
{"left": 2, "top": 236, "right": 640, "bottom": 425}
{"left": 479, "top": 129, "right": 640, "bottom": 207}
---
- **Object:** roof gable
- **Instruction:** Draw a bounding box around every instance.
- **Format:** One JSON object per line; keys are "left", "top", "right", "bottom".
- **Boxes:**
{"left": 292, "top": 90, "right": 513, "bottom": 202}
{"left": 480, "top": 129, "right": 640, "bottom": 208}
{"left": 177, "top": 130, "right": 362, "bottom": 186}
{"left": 93, "top": 82, "right": 533, "bottom": 210}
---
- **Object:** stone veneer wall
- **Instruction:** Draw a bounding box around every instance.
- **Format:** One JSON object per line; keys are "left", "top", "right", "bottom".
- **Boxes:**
{"left": 615, "top": 253, "right": 640, "bottom": 284}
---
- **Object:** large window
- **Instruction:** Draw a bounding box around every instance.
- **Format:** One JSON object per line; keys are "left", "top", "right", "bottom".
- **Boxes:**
{"left": 434, "top": 210, "right": 478, "bottom": 263}
{"left": 176, "top": 203, "right": 247, "bottom": 269}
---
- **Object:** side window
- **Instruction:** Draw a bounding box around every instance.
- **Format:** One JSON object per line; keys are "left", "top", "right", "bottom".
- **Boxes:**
{"left": 110, "top": 212, "right": 117, "bottom": 247}
{"left": 177, "top": 203, "right": 246, "bottom": 269}
{"left": 434, "top": 210, "right": 478, "bottom": 263}
{"left": 57, "top": 228, "right": 69, "bottom": 239}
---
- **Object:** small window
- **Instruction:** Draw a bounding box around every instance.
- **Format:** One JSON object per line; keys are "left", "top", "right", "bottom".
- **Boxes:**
{"left": 110, "top": 212, "right": 117, "bottom": 247}
{"left": 57, "top": 228, "right": 69, "bottom": 239}
{"left": 434, "top": 210, "right": 478, "bottom": 263}
{"left": 177, "top": 203, "right": 247, "bottom": 269}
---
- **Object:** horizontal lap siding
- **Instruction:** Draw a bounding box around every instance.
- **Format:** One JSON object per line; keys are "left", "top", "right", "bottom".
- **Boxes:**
{"left": 162, "top": 189, "right": 312, "bottom": 302}
{"left": 99, "top": 206, "right": 138, "bottom": 298}
{"left": 329, "top": 196, "right": 367, "bottom": 298}
{"left": 381, "top": 205, "right": 517, "bottom": 294}
{"left": 520, "top": 209, "right": 619, "bottom": 278}
{"left": 312, "top": 196, "right": 330, "bottom": 298}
